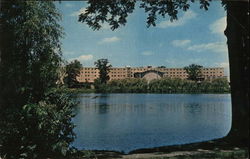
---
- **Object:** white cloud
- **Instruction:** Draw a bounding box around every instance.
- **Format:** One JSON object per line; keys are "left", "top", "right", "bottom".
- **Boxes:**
{"left": 98, "top": 36, "right": 120, "bottom": 44}
{"left": 172, "top": 39, "right": 191, "bottom": 47}
{"left": 70, "top": 54, "right": 93, "bottom": 62}
{"left": 142, "top": 51, "right": 154, "bottom": 56}
{"left": 70, "top": 7, "right": 86, "bottom": 17}
{"left": 65, "top": 3, "right": 74, "bottom": 8}
{"left": 158, "top": 10, "right": 197, "bottom": 28}
{"left": 187, "top": 42, "right": 227, "bottom": 54}
{"left": 209, "top": 16, "right": 227, "bottom": 35}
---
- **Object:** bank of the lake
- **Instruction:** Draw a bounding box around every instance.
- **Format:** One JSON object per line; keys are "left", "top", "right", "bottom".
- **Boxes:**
{"left": 95, "top": 78, "right": 230, "bottom": 94}
{"left": 57, "top": 87, "right": 230, "bottom": 94}
{"left": 57, "top": 87, "right": 95, "bottom": 94}
{"left": 61, "top": 77, "right": 230, "bottom": 94}
{"left": 72, "top": 142, "right": 249, "bottom": 159}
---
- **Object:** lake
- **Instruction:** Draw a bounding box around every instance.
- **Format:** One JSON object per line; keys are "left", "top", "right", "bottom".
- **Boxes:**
{"left": 72, "top": 94, "right": 231, "bottom": 153}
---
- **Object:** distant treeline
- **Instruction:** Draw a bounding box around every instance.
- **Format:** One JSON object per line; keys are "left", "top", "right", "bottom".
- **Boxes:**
{"left": 93, "top": 78, "right": 230, "bottom": 93}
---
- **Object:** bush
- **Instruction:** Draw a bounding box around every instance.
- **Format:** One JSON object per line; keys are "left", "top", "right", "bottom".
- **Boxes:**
{"left": 0, "top": 90, "right": 77, "bottom": 159}
{"left": 94, "top": 78, "right": 148, "bottom": 93}
{"left": 93, "top": 77, "right": 230, "bottom": 94}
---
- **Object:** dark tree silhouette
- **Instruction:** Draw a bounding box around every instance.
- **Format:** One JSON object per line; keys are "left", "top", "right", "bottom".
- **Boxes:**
{"left": 0, "top": 1, "right": 76, "bottom": 158}
{"left": 223, "top": 1, "right": 249, "bottom": 146}
{"left": 79, "top": 0, "right": 249, "bottom": 147}
{"left": 94, "top": 59, "right": 112, "bottom": 84}
{"left": 184, "top": 64, "right": 203, "bottom": 81}
{"left": 64, "top": 60, "right": 82, "bottom": 88}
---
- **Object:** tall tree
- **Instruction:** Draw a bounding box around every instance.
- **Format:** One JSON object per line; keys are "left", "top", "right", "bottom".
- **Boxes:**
{"left": 78, "top": 0, "right": 249, "bottom": 147}
{"left": 94, "top": 59, "right": 112, "bottom": 84}
{"left": 0, "top": 1, "right": 63, "bottom": 104}
{"left": 0, "top": 1, "right": 76, "bottom": 158}
{"left": 184, "top": 64, "right": 203, "bottom": 81}
{"left": 64, "top": 60, "right": 82, "bottom": 88}
{"left": 223, "top": 1, "right": 249, "bottom": 145}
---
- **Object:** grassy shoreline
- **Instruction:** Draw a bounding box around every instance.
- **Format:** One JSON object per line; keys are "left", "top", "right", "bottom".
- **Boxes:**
{"left": 73, "top": 140, "right": 248, "bottom": 159}
{"left": 57, "top": 88, "right": 230, "bottom": 94}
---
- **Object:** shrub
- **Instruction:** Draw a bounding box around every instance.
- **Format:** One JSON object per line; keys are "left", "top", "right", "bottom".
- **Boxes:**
{"left": 0, "top": 90, "right": 77, "bottom": 159}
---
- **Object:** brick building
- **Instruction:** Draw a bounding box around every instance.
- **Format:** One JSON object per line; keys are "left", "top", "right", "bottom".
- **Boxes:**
{"left": 77, "top": 66, "right": 226, "bottom": 83}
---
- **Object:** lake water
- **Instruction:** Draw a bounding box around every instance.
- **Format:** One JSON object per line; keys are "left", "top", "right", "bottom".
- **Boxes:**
{"left": 72, "top": 94, "right": 231, "bottom": 153}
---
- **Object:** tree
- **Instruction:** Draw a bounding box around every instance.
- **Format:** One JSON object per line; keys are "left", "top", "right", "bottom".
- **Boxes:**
{"left": 157, "top": 66, "right": 166, "bottom": 68}
{"left": 184, "top": 64, "right": 203, "bottom": 81}
{"left": 210, "top": 78, "right": 230, "bottom": 93}
{"left": 78, "top": 0, "right": 249, "bottom": 147}
{"left": 94, "top": 59, "right": 112, "bottom": 84}
{"left": 0, "top": 1, "right": 76, "bottom": 158}
{"left": 223, "top": 1, "right": 249, "bottom": 146}
{"left": 64, "top": 60, "right": 82, "bottom": 88}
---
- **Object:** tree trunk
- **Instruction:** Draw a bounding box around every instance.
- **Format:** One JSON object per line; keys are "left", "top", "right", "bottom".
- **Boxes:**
{"left": 224, "top": 1, "right": 249, "bottom": 146}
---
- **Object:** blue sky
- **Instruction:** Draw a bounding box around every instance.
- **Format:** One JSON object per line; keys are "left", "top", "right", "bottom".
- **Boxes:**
{"left": 56, "top": 1, "right": 229, "bottom": 76}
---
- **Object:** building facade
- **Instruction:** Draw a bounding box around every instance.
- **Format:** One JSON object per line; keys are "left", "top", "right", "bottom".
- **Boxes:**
{"left": 77, "top": 66, "right": 226, "bottom": 83}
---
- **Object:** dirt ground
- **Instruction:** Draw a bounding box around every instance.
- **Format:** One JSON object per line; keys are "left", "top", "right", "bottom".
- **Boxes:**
{"left": 83, "top": 148, "right": 248, "bottom": 159}
{"left": 121, "top": 148, "right": 248, "bottom": 159}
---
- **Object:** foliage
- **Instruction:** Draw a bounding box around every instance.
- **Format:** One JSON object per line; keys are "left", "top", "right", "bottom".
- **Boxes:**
{"left": 56, "top": 87, "right": 95, "bottom": 94}
{"left": 74, "top": 81, "right": 92, "bottom": 89}
{"left": 210, "top": 78, "right": 230, "bottom": 93}
{"left": 79, "top": 0, "right": 136, "bottom": 30}
{"left": 97, "top": 78, "right": 148, "bottom": 93}
{"left": 184, "top": 64, "right": 203, "bottom": 81}
{"left": 93, "top": 78, "right": 108, "bottom": 93}
{"left": 148, "top": 78, "right": 230, "bottom": 93}
{"left": 0, "top": 1, "right": 76, "bottom": 158}
{"left": 157, "top": 66, "right": 166, "bottom": 68}
{"left": 64, "top": 60, "right": 83, "bottom": 88}
{"left": 94, "top": 77, "right": 230, "bottom": 93}
{"left": 78, "top": 0, "right": 212, "bottom": 30}
{"left": 94, "top": 59, "right": 112, "bottom": 84}
{"left": 0, "top": 1, "right": 63, "bottom": 105}
{"left": 1, "top": 90, "right": 77, "bottom": 159}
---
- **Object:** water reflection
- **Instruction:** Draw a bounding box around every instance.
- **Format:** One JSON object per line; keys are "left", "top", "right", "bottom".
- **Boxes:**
{"left": 73, "top": 94, "right": 231, "bottom": 153}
